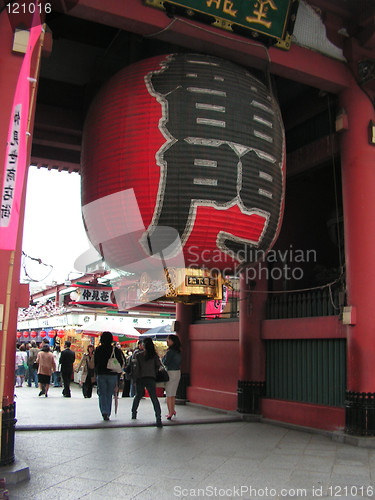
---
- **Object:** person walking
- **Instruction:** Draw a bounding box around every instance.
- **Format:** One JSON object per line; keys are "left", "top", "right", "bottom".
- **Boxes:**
{"left": 162, "top": 334, "right": 182, "bottom": 420}
{"left": 27, "top": 341, "right": 39, "bottom": 388}
{"left": 36, "top": 343, "right": 56, "bottom": 397}
{"left": 130, "top": 341, "right": 143, "bottom": 397}
{"left": 15, "top": 344, "right": 27, "bottom": 387}
{"left": 122, "top": 349, "right": 133, "bottom": 398}
{"left": 94, "top": 331, "right": 124, "bottom": 421}
{"left": 76, "top": 344, "right": 96, "bottom": 398}
{"left": 59, "top": 341, "right": 76, "bottom": 397}
{"left": 131, "top": 337, "right": 163, "bottom": 428}
{"left": 52, "top": 346, "right": 62, "bottom": 387}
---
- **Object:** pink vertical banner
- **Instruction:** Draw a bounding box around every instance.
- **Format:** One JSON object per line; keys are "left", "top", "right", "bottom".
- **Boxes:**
{"left": 205, "top": 285, "right": 229, "bottom": 319}
{"left": 0, "top": 3, "right": 42, "bottom": 250}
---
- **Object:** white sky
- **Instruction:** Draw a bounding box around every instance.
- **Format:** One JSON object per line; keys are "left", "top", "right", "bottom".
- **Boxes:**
{"left": 21, "top": 166, "right": 90, "bottom": 288}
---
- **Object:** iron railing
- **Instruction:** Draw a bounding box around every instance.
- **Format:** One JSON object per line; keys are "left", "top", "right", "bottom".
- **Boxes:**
{"left": 266, "top": 286, "right": 340, "bottom": 319}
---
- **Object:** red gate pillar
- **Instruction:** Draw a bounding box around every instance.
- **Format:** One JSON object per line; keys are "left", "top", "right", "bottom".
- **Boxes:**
{"left": 175, "top": 302, "right": 192, "bottom": 402}
{"left": 0, "top": 11, "right": 39, "bottom": 464}
{"left": 339, "top": 84, "right": 375, "bottom": 435}
{"left": 0, "top": 13, "right": 25, "bottom": 467}
{"left": 237, "top": 266, "right": 267, "bottom": 414}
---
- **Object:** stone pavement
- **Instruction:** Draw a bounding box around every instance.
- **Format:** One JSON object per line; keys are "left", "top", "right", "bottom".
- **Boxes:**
{"left": 2, "top": 384, "right": 375, "bottom": 499}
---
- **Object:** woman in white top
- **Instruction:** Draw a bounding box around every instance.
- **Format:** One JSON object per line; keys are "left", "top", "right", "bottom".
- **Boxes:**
{"left": 15, "top": 344, "right": 28, "bottom": 387}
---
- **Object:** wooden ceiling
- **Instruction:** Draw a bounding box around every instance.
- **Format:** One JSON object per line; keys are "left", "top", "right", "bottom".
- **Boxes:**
{"left": 30, "top": 0, "right": 372, "bottom": 175}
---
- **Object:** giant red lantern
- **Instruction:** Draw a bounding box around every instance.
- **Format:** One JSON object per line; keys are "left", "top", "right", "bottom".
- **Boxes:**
{"left": 48, "top": 330, "right": 56, "bottom": 338}
{"left": 24, "top": 331, "right": 30, "bottom": 339}
{"left": 40, "top": 330, "right": 46, "bottom": 338}
{"left": 57, "top": 330, "right": 65, "bottom": 338}
{"left": 16, "top": 332, "right": 22, "bottom": 339}
{"left": 81, "top": 54, "right": 285, "bottom": 303}
{"left": 30, "top": 331, "right": 37, "bottom": 338}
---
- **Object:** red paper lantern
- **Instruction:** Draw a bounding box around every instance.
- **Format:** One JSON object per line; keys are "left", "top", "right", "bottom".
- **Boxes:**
{"left": 16, "top": 331, "right": 22, "bottom": 338}
{"left": 57, "top": 330, "right": 65, "bottom": 338}
{"left": 30, "top": 331, "right": 37, "bottom": 338}
{"left": 23, "top": 331, "right": 30, "bottom": 339}
{"left": 40, "top": 330, "right": 47, "bottom": 338}
{"left": 48, "top": 330, "right": 56, "bottom": 338}
{"left": 81, "top": 54, "right": 285, "bottom": 274}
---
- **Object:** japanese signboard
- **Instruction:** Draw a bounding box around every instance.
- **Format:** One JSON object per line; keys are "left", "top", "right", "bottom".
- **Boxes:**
{"left": 0, "top": 106, "right": 21, "bottom": 230}
{"left": 144, "top": 0, "right": 299, "bottom": 50}
{"left": 71, "top": 283, "right": 118, "bottom": 308}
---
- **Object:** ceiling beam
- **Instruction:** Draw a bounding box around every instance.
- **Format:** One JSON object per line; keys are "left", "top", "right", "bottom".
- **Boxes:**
{"left": 286, "top": 134, "right": 339, "bottom": 177}
{"left": 60, "top": 0, "right": 355, "bottom": 93}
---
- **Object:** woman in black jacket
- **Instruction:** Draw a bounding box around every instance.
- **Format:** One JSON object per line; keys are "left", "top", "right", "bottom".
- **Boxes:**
{"left": 94, "top": 331, "right": 124, "bottom": 421}
{"left": 131, "top": 337, "right": 162, "bottom": 427}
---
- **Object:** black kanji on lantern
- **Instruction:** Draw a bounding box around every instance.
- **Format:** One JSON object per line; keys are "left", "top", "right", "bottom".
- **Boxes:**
{"left": 146, "top": 54, "right": 284, "bottom": 263}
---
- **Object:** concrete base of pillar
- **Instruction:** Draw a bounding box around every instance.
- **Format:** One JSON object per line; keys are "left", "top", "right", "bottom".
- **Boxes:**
{"left": 0, "top": 457, "right": 30, "bottom": 485}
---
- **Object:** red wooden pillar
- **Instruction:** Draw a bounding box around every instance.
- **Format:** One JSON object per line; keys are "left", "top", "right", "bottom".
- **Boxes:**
{"left": 237, "top": 265, "right": 267, "bottom": 413}
{"left": 0, "top": 12, "right": 38, "bottom": 464}
{"left": 175, "top": 302, "right": 192, "bottom": 401}
{"left": 339, "top": 84, "right": 375, "bottom": 434}
{"left": 0, "top": 9, "right": 24, "bottom": 413}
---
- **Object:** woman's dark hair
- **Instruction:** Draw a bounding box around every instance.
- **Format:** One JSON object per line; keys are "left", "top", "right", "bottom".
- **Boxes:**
{"left": 100, "top": 331, "right": 113, "bottom": 345}
{"left": 87, "top": 344, "right": 95, "bottom": 352}
{"left": 142, "top": 337, "right": 157, "bottom": 360}
{"left": 42, "top": 344, "right": 50, "bottom": 352}
{"left": 167, "top": 334, "right": 181, "bottom": 352}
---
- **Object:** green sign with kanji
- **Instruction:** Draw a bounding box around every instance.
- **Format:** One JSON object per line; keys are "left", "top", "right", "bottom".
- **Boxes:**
{"left": 144, "top": 0, "right": 299, "bottom": 50}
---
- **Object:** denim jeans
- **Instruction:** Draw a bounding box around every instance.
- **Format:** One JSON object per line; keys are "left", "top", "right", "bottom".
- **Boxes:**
{"left": 52, "top": 371, "right": 61, "bottom": 387}
{"left": 27, "top": 367, "right": 38, "bottom": 387}
{"left": 132, "top": 377, "right": 161, "bottom": 420}
{"left": 97, "top": 374, "right": 117, "bottom": 416}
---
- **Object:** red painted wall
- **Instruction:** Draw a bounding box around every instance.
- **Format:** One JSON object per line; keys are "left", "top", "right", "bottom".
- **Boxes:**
{"left": 262, "top": 399, "right": 345, "bottom": 431}
{"left": 187, "top": 316, "right": 346, "bottom": 431}
{"left": 188, "top": 321, "right": 239, "bottom": 410}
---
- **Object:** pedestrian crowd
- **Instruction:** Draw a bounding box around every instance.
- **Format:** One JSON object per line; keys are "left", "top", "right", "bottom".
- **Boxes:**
{"left": 15, "top": 333, "right": 182, "bottom": 427}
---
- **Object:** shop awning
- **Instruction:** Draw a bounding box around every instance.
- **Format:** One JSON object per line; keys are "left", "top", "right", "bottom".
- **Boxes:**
{"left": 140, "top": 323, "right": 174, "bottom": 341}
{"left": 78, "top": 319, "right": 140, "bottom": 342}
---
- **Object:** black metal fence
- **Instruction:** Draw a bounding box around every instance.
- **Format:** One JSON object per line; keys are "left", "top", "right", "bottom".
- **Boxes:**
{"left": 266, "top": 286, "right": 341, "bottom": 319}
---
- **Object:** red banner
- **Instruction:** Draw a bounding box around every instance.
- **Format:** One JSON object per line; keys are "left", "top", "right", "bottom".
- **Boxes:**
{"left": 0, "top": 3, "right": 42, "bottom": 250}
{"left": 205, "top": 286, "right": 229, "bottom": 319}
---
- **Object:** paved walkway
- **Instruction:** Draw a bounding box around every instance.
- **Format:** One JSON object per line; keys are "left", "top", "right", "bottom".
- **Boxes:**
{"left": 13, "top": 384, "right": 241, "bottom": 430}
{"left": 2, "top": 384, "right": 375, "bottom": 499}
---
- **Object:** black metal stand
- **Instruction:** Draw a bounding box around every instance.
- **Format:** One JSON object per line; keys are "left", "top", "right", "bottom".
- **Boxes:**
{"left": 237, "top": 381, "right": 265, "bottom": 414}
{"left": 345, "top": 391, "right": 375, "bottom": 436}
{"left": 0, "top": 403, "right": 16, "bottom": 466}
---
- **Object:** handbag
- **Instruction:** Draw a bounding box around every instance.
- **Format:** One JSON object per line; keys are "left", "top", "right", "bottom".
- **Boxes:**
{"left": 155, "top": 366, "right": 169, "bottom": 383}
{"left": 107, "top": 347, "right": 123, "bottom": 374}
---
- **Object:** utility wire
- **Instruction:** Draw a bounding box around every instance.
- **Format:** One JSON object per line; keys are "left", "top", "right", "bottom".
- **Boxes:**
{"left": 21, "top": 250, "right": 53, "bottom": 282}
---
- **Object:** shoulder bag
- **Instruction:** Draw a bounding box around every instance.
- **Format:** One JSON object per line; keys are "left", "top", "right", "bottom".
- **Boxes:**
{"left": 155, "top": 364, "right": 169, "bottom": 383}
{"left": 107, "top": 347, "right": 123, "bottom": 374}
